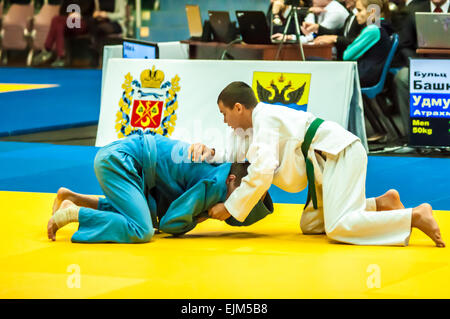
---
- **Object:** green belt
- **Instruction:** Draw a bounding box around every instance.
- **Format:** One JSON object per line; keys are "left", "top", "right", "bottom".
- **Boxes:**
{"left": 301, "top": 118, "right": 325, "bottom": 210}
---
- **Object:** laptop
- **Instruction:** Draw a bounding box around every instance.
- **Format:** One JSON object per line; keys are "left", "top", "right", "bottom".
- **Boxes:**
{"left": 122, "top": 38, "right": 159, "bottom": 59}
{"left": 236, "top": 11, "right": 273, "bottom": 44}
{"left": 415, "top": 12, "right": 450, "bottom": 49}
{"left": 208, "top": 11, "right": 237, "bottom": 43}
{"left": 185, "top": 4, "right": 203, "bottom": 39}
{"left": 236, "top": 10, "right": 299, "bottom": 44}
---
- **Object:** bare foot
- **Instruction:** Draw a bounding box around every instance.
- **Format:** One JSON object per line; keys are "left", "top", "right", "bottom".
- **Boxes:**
{"left": 52, "top": 187, "right": 75, "bottom": 215}
{"left": 47, "top": 218, "right": 58, "bottom": 241}
{"left": 376, "top": 189, "right": 405, "bottom": 211}
{"left": 47, "top": 199, "right": 76, "bottom": 241}
{"left": 412, "top": 203, "right": 445, "bottom": 247}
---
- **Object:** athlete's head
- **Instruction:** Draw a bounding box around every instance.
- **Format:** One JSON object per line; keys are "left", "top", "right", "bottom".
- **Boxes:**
{"left": 226, "top": 162, "right": 251, "bottom": 199}
{"left": 217, "top": 82, "right": 257, "bottom": 131}
{"left": 224, "top": 162, "right": 272, "bottom": 225}
{"left": 226, "top": 162, "right": 268, "bottom": 202}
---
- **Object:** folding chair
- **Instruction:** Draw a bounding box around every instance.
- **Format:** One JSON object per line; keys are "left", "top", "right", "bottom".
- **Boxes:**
{"left": 0, "top": 0, "right": 35, "bottom": 64}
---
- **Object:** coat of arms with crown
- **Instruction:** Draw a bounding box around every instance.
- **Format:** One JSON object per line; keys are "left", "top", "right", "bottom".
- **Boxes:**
{"left": 115, "top": 66, "right": 181, "bottom": 139}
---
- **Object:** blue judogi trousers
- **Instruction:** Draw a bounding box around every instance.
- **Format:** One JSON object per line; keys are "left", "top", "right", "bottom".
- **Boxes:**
{"left": 72, "top": 138, "right": 154, "bottom": 243}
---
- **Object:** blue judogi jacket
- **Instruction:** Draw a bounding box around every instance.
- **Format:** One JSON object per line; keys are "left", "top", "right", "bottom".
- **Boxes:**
{"left": 125, "top": 134, "right": 273, "bottom": 235}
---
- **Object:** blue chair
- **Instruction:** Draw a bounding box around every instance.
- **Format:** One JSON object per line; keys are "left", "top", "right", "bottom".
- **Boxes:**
{"left": 361, "top": 33, "right": 402, "bottom": 141}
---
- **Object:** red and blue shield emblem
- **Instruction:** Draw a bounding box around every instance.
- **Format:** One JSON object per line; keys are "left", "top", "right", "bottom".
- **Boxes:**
{"left": 131, "top": 99, "right": 164, "bottom": 129}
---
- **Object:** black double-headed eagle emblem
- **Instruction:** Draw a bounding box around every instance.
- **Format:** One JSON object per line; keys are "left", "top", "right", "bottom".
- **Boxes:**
{"left": 256, "top": 80, "right": 306, "bottom": 105}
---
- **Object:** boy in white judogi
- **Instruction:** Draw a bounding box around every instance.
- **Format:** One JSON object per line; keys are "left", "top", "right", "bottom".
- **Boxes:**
{"left": 189, "top": 81, "right": 445, "bottom": 247}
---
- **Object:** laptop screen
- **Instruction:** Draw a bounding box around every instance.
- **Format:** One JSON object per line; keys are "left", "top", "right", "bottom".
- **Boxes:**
{"left": 415, "top": 12, "right": 450, "bottom": 49}
{"left": 123, "top": 39, "right": 159, "bottom": 59}
{"left": 208, "top": 11, "right": 236, "bottom": 43}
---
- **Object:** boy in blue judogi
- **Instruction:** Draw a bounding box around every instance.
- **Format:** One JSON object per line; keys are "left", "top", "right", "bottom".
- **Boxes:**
{"left": 47, "top": 134, "right": 273, "bottom": 243}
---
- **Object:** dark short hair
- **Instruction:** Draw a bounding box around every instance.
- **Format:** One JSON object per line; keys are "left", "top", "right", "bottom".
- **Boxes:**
{"left": 229, "top": 162, "right": 251, "bottom": 186}
{"left": 217, "top": 81, "right": 258, "bottom": 110}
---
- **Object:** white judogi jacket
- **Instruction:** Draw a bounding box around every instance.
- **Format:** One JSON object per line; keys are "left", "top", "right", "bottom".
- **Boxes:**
{"left": 213, "top": 102, "right": 359, "bottom": 222}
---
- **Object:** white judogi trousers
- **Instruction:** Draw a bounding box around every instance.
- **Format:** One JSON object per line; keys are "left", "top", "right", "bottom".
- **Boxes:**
{"left": 300, "top": 141, "right": 413, "bottom": 246}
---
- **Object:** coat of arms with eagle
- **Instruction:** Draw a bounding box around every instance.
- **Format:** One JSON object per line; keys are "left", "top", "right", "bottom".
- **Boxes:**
{"left": 252, "top": 72, "right": 311, "bottom": 111}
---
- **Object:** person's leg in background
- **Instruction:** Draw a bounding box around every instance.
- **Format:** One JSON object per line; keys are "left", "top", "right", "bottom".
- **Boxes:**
{"left": 33, "top": 15, "right": 67, "bottom": 65}
{"left": 52, "top": 17, "right": 89, "bottom": 67}
{"left": 88, "top": 18, "right": 122, "bottom": 63}
{"left": 394, "top": 67, "right": 410, "bottom": 141}
{"left": 33, "top": 15, "right": 89, "bottom": 67}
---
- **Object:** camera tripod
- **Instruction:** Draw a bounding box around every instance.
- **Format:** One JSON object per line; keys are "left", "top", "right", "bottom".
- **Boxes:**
{"left": 274, "top": 5, "right": 306, "bottom": 61}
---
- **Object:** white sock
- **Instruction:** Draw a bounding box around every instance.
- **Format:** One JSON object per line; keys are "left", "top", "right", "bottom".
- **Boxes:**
{"left": 52, "top": 206, "right": 79, "bottom": 228}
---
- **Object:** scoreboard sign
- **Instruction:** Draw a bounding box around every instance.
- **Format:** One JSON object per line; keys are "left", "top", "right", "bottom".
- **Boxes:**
{"left": 409, "top": 59, "right": 450, "bottom": 147}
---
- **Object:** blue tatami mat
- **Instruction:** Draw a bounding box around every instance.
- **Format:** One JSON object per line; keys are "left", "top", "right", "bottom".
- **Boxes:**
{"left": 0, "top": 142, "right": 100, "bottom": 194}
{"left": 0, "top": 67, "right": 102, "bottom": 137}
{"left": 0, "top": 141, "right": 449, "bottom": 210}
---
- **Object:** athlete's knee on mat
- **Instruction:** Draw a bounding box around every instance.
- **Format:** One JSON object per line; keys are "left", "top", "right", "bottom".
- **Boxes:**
{"left": 300, "top": 221, "right": 325, "bottom": 234}
{"left": 324, "top": 216, "right": 356, "bottom": 240}
{"left": 134, "top": 229, "right": 154, "bottom": 243}
{"left": 104, "top": 214, "right": 154, "bottom": 243}
{"left": 300, "top": 214, "right": 325, "bottom": 234}
{"left": 137, "top": 228, "right": 154, "bottom": 242}
{"left": 324, "top": 218, "right": 342, "bottom": 238}
{"left": 324, "top": 226, "right": 340, "bottom": 241}
{"left": 130, "top": 222, "right": 154, "bottom": 243}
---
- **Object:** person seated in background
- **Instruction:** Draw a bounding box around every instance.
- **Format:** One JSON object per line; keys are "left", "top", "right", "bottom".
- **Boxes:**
{"left": 339, "top": 0, "right": 393, "bottom": 87}
{"left": 388, "top": 0, "right": 411, "bottom": 33}
{"left": 272, "top": 0, "right": 349, "bottom": 43}
{"left": 272, "top": 0, "right": 288, "bottom": 25}
{"left": 304, "top": 0, "right": 350, "bottom": 29}
{"left": 33, "top": 0, "right": 95, "bottom": 67}
{"left": 267, "top": 0, "right": 309, "bottom": 35}
{"left": 47, "top": 134, "right": 273, "bottom": 243}
{"left": 300, "top": 0, "right": 363, "bottom": 59}
{"left": 88, "top": 0, "right": 127, "bottom": 56}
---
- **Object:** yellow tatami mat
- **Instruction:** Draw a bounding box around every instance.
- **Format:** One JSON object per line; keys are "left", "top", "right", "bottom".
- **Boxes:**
{"left": 0, "top": 191, "right": 449, "bottom": 299}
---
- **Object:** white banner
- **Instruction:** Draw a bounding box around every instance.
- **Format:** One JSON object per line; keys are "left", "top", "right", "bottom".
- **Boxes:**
{"left": 96, "top": 58, "right": 365, "bottom": 150}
